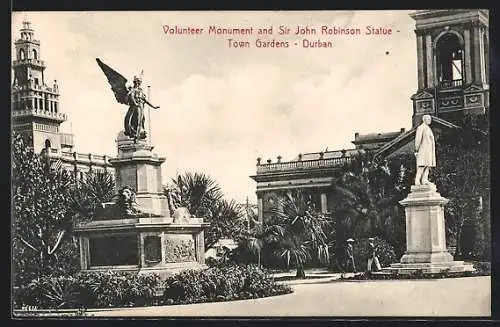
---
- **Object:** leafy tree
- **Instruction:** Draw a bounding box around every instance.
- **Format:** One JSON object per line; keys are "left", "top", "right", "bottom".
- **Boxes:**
{"left": 12, "top": 133, "right": 117, "bottom": 284}
{"left": 12, "top": 133, "right": 78, "bottom": 280}
{"left": 432, "top": 116, "right": 490, "bottom": 259}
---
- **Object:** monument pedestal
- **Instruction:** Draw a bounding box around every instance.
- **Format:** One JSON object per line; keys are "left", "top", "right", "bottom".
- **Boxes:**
{"left": 73, "top": 132, "right": 209, "bottom": 280}
{"left": 380, "top": 183, "right": 474, "bottom": 274}
{"left": 109, "top": 132, "right": 169, "bottom": 217}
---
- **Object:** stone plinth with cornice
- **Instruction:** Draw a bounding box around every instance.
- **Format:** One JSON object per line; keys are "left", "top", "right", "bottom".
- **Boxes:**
{"left": 108, "top": 131, "right": 169, "bottom": 217}
{"left": 379, "top": 183, "right": 474, "bottom": 274}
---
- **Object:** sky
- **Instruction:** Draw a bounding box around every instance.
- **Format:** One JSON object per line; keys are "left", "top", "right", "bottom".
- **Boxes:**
{"left": 11, "top": 11, "right": 418, "bottom": 204}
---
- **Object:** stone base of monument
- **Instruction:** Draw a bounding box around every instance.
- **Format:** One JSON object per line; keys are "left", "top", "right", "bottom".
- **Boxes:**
{"left": 73, "top": 132, "right": 210, "bottom": 280}
{"left": 74, "top": 217, "right": 209, "bottom": 280}
{"left": 375, "top": 183, "right": 474, "bottom": 276}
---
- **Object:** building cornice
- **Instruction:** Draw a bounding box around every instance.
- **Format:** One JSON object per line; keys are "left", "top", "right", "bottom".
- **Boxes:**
{"left": 410, "top": 10, "right": 488, "bottom": 30}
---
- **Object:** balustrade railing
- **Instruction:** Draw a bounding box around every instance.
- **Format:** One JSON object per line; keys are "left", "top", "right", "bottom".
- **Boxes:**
{"left": 47, "top": 149, "right": 111, "bottom": 166}
{"left": 256, "top": 157, "right": 351, "bottom": 173}
{"left": 12, "top": 108, "right": 66, "bottom": 121}
{"left": 439, "top": 79, "right": 463, "bottom": 89}
{"left": 13, "top": 59, "right": 45, "bottom": 66}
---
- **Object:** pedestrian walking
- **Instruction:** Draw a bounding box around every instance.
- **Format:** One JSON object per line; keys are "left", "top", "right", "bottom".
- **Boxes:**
{"left": 367, "top": 237, "right": 382, "bottom": 271}
{"left": 345, "top": 238, "right": 356, "bottom": 273}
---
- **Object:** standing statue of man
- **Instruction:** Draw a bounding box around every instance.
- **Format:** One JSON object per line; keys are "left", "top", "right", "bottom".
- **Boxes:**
{"left": 414, "top": 114, "right": 436, "bottom": 185}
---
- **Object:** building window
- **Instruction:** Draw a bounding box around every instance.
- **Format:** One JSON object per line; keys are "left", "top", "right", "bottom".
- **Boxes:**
{"left": 45, "top": 139, "right": 51, "bottom": 148}
{"left": 34, "top": 78, "right": 39, "bottom": 86}
{"left": 19, "top": 49, "right": 25, "bottom": 60}
{"left": 436, "top": 33, "right": 464, "bottom": 88}
{"left": 32, "top": 49, "right": 38, "bottom": 60}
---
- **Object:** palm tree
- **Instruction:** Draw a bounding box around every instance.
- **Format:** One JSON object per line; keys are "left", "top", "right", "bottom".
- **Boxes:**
{"left": 329, "top": 152, "right": 412, "bottom": 258}
{"left": 269, "top": 190, "right": 329, "bottom": 278}
{"left": 239, "top": 221, "right": 284, "bottom": 267}
{"left": 70, "top": 170, "right": 116, "bottom": 221}
{"left": 167, "top": 172, "right": 223, "bottom": 217}
{"left": 204, "top": 198, "right": 246, "bottom": 251}
{"left": 164, "top": 172, "right": 247, "bottom": 251}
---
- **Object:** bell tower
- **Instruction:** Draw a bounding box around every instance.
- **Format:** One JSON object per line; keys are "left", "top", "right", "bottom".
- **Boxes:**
{"left": 409, "top": 10, "right": 489, "bottom": 127}
{"left": 11, "top": 18, "right": 73, "bottom": 153}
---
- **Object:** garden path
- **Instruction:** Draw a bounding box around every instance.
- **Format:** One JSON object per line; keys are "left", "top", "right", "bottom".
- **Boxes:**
{"left": 89, "top": 276, "right": 490, "bottom": 317}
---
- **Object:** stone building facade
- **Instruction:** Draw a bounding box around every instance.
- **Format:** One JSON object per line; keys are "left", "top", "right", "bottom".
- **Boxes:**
{"left": 409, "top": 9, "right": 489, "bottom": 126}
{"left": 11, "top": 19, "right": 114, "bottom": 180}
{"left": 251, "top": 9, "right": 489, "bottom": 223}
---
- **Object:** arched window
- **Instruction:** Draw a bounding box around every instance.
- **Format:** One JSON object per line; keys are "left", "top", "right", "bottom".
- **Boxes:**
{"left": 45, "top": 139, "right": 52, "bottom": 148}
{"left": 19, "top": 49, "right": 25, "bottom": 60}
{"left": 436, "top": 33, "right": 464, "bottom": 88}
{"left": 32, "top": 49, "right": 38, "bottom": 60}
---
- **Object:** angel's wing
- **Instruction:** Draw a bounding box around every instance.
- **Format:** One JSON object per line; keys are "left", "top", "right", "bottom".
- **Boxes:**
{"left": 96, "top": 58, "right": 129, "bottom": 105}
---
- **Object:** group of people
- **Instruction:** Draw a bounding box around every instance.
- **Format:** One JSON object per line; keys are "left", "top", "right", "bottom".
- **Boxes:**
{"left": 344, "top": 237, "right": 381, "bottom": 273}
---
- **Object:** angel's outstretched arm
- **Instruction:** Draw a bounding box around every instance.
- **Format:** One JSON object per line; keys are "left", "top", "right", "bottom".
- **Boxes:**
{"left": 143, "top": 98, "right": 160, "bottom": 109}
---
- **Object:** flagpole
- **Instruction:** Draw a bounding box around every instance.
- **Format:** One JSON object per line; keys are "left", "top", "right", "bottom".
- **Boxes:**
{"left": 147, "top": 85, "right": 151, "bottom": 145}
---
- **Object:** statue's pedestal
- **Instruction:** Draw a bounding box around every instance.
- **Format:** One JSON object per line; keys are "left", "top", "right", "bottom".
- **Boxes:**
{"left": 73, "top": 132, "right": 209, "bottom": 281}
{"left": 74, "top": 217, "right": 209, "bottom": 280}
{"left": 109, "top": 133, "right": 169, "bottom": 217}
{"left": 379, "top": 184, "right": 474, "bottom": 274}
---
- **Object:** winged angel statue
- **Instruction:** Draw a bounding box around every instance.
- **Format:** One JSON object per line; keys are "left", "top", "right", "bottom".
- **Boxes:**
{"left": 96, "top": 58, "right": 160, "bottom": 141}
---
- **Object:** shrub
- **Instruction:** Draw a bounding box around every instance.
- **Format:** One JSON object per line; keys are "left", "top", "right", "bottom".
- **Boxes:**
{"left": 352, "top": 237, "right": 397, "bottom": 271}
{"left": 162, "top": 264, "right": 292, "bottom": 305}
{"left": 14, "top": 275, "right": 85, "bottom": 309}
{"left": 14, "top": 271, "right": 161, "bottom": 309}
{"left": 78, "top": 271, "right": 160, "bottom": 308}
{"left": 15, "top": 266, "right": 293, "bottom": 309}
